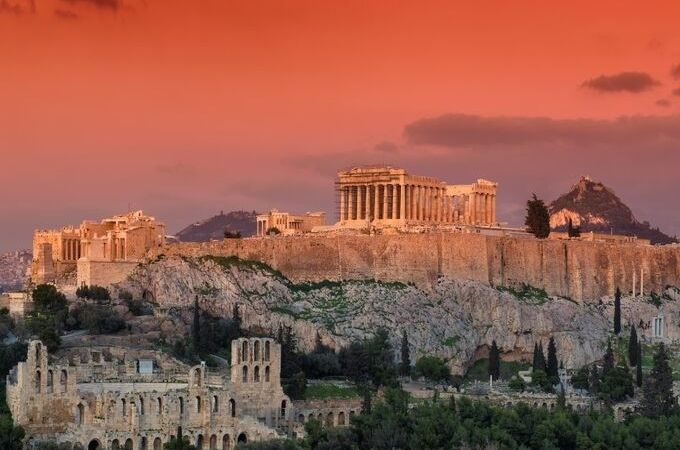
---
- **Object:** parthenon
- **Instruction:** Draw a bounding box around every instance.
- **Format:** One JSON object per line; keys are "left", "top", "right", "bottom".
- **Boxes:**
{"left": 336, "top": 167, "right": 498, "bottom": 227}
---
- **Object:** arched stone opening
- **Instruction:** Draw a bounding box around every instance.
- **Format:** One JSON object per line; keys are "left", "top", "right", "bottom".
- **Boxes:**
{"left": 222, "top": 434, "right": 231, "bottom": 450}
{"left": 124, "top": 439, "right": 133, "bottom": 450}
{"left": 139, "top": 397, "right": 145, "bottom": 415}
{"left": 209, "top": 435, "right": 217, "bottom": 450}
{"left": 60, "top": 369, "right": 68, "bottom": 393}
{"left": 153, "top": 438, "right": 162, "bottom": 450}
{"left": 35, "top": 370, "right": 41, "bottom": 393}
{"left": 298, "top": 414, "right": 305, "bottom": 423}
{"left": 326, "top": 412, "right": 334, "bottom": 427}
{"left": 337, "top": 411, "right": 345, "bottom": 426}
{"left": 196, "top": 435, "right": 204, "bottom": 450}
{"left": 47, "top": 370, "right": 53, "bottom": 393}
{"left": 76, "top": 403, "right": 85, "bottom": 425}
{"left": 242, "top": 365, "right": 248, "bottom": 382}
{"left": 237, "top": 433, "right": 247, "bottom": 444}
{"left": 280, "top": 400, "right": 287, "bottom": 418}
{"left": 212, "top": 395, "right": 219, "bottom": 413}
{"left": 179, "top": 397, "right": 184, "bottom": 415}
{"left": 229, "top": 399, "right": 236, "bottom": 417}
{"left": 264, "top": 341, "right": 270, "bottom": 361}
{"left": 140, "top": 437, "right": 148, "bottom": 450}
{"left": 88, "top": 439, "right": 101, "bottom": 450}
{"left": 264, "top": 366, "right": 270, "bottom": 382}
{"left": 254, "top": 341, "right": 260, "bottom": 360}
{"left": 196, "top": 396, "right": 202, "bottom": 413}
{"left": 157, "top": 397, "right": 163, "bottom": 415}
{"left": 111, "top": 439, "right": 120, "bottom": 450}
{"left": 254, "top": 366, "right": 260, "bottom": 382}
{"left": 241, "top": 341, "right": 249, "bottom": 362}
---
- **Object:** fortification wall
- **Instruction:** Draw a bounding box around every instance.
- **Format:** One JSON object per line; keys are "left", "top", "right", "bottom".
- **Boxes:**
{"left": 155, "top": 234, "right": 680, "bottom": 302}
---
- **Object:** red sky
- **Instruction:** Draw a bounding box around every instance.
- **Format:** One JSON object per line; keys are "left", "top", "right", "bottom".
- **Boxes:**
{"left": 1, "top": 0, "right": 680, "bottom": 251}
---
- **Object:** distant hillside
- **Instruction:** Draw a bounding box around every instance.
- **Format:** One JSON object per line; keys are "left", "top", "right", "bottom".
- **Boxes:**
{"left": 0, "top": 250, "right": 31, "bottom": 292}
{"left": 175, "top": 211, "right": 257, "bottom": 242}
{"left": 549, "top": 177, "right": 677, "bottom": 245}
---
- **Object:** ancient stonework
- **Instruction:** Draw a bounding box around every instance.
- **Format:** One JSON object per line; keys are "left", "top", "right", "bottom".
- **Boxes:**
{"left": 150, "top": 233, "right": 680, "bottom": 303}
{"left": 6, "top": 339, "right": 356, "bottom": 449}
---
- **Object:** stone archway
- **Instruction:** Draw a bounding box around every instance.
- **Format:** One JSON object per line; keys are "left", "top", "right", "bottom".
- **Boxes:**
{"left": 237, "top": 433, "right": 247, "bottom": 444}
{"left": 88, "top": 440, "right": 101, "bottom": 450}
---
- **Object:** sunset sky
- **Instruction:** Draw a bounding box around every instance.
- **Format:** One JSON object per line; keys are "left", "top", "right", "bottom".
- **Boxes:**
{"left": 1, "top": 0, "right": 680, "bottom": 251}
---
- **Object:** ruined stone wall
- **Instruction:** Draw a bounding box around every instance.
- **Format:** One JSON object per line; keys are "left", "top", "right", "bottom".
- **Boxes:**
{"left": 155, "top": 234, "right": 680, "bottom": 302}
{"left": 77, "top": 260, "right": 139, "bottom": 287}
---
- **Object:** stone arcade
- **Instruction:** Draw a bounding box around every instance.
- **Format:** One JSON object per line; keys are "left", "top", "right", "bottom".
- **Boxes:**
{"left": 6, "top": 339, "right": 357, "bottom": 449}
{"left": 336, "top": 166, "right": 498, "bottom": 227}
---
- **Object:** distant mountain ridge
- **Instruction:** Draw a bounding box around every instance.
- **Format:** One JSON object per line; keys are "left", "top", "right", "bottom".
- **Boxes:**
{"left": 175, "top": 210, "right": 257, "bottom": 242}
{"left": 549, "top": 176, "right": 676, "bottom": 245}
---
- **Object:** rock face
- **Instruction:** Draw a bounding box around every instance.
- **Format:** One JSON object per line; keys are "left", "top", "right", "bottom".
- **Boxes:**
{"left": 175, "top": 210, "right": 257, "bottom": 241}
{"left": 0, "top": 250, "right": 31, "bottom": 292}
{"left": 151, "top": 234, "right": 680, "bottom": 303}
{"left": 120, "top": 255, "right": 680, "bottom": 374}
{"left": 549, "top": 176, "right": 677, "bottom": 244}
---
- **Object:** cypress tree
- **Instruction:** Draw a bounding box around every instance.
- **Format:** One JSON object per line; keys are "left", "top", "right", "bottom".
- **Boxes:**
{"left": 536, "top": 342, "right": 546, "bottom": 372}
{"left": 546, "top": 337, "right": 559, "bottom": 379}
{"left": 232, "top": 303, "right": 242, "bottom": 331}
{"left": 400, "top": 330, "right": 411, "bottom": 377}
{"left": 532, "top": 343, "right": 540, "bottom": 371}
{"left": 489, "top": 340, "right": 500, "bottom": 381}
{"left": 636, "top": 345, "right": 643, "bottom": 388}
{"left": 642, "top": 343, "right": 675, "bottom": 417}
{"left": 628, "top": 325, "right": 639, "bottom": 366}
{"left": 614, "top": 288, "right": 622, "bottom": 335}
{"left": 525, "top": 194, "right": 551, "bottom": 239}
{"left": 589, "top": 366, "right": 600, "bottom": 394}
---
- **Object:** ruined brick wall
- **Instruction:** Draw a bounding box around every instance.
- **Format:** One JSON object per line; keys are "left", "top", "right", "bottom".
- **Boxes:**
{"left": 77, "top": 260, "right": 139, "bottom": 287}
{"left": 155, "top": 234, "right": 680, "bottom": 302}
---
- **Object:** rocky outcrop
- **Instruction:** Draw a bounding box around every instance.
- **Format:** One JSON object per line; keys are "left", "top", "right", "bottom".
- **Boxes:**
{"left": 550, "top": 176, "right": 677, "bottom": 244}
{"left": 150, "top": 233, "right": 680, "bottom": 303}
{"left": 120, "top": 255, "right": 680, "bottom": 374}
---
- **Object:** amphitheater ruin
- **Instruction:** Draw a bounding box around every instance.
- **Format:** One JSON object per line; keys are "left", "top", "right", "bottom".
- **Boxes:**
{"left": 6, "top": 339, "right": 358, "bottom": 449}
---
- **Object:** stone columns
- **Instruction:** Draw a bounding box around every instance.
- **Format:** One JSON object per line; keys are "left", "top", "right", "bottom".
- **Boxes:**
{"left": 347, "top": 186, "right": 354, "bottom": 220}
{"left": 399, "top": 184, "right": 406, "bottom": 221}
{"left": 491, "top": 195, "right": 496, "bottom": 224}
{"left": 470, "top": 193, "right": 476, "bottom": 224}
{"left": 374, "top": 185, "right": 380, "bottom": 221}
{"left": 340, "top": 187, "right": 346, "bottom": 221}
{"left": 382, "top": 184, "right": 388, "bottom": 220}
{"left": 357, "top": 185, "right": 364, "bottom": 220}
{"left": 365, "top": 186, "right": 372, "bottom": 221}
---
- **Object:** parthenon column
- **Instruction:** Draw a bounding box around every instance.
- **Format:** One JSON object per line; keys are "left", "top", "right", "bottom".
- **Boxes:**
{"left": 365, "top": 186, "right": 372, "bottom": 221}
{"left": 340, "top": 187, "right": 346, "bottom": 221}
{"left": 470, "top": 193, "right": 477, "bottom": 224}
{"left": 347, "top": 186, "right": 354, "bottom": 220}
{"left": 381, "top": 184, "right": 388, "bottom": 220}
{"left": 399, "top": 184, "right": 406, "bottom": 221}
{"left": 357, "top": 185, "right": 364, "bottom": 220}
{"left": 491, "top": 195, "right": 496, "bottom": 224}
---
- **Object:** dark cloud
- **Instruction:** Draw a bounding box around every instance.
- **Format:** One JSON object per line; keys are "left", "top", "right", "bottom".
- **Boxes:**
{"left": 54, "top": 8, "right": 78, "bottom": 19}
{"left": 581, "top": 71, "right": 660, "bottom": 93}
{"left": 403, "top": 113, "right": 680, "bottom": 147}
{"left": 0, "top": 0, "right": 34, "bottom": 14}
{"left": 60, "top": 0, "right": 120, "bottom": 11}
{"left": 673, "top": 87, "right": 680, "bottom": 97}
{"left": 656, "top": 99, "right": 671, "bottom": 108}
{"left": 373, "top": 141, "right": 399, "bottom": 153}
{"left": 672, "top": 64, "right": 680, "bottom": 80}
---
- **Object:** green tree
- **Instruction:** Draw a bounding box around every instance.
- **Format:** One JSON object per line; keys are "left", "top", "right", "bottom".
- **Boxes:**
{"left": 285, "top": 371, "right": 307, "bottom": 400}
{"left": 32, "top": 284, "right": 68, "bottom": 315}
{"left": 589, "top": 366, "right": 600, "bottom": 394}
{"left": 530, "top": 369, "right": 553, "bottom": 392}
{"left": 628, "top": 325, "right": 639, "bottom": 366}
{"left": 532, "top": 342, "right": 546, "bottom": 372}
{"left": 415, "top": 356, "right": 450, "bottom": 382}
{"left": 0, "top": 415, "right": 25, "bottom": 450}
{"left": 546, "top": 337, "right": 559, "bottom": 380}
{"left": 636, "top": 345, "right": 643, "bottom": 388}
{"left": 599, "top": 365, "right": 634, "bottom": 403}
{"left": 641, "top": 343, "right": 676, "bottom": 417}
{"left": 400, "top": 330, "right": 410, "bottom": 377}
{"left": 602, "top": 341, "right": 615, "bottom": 376}
{"left": 571, "top": 366, "right": 590, "bottom": 391}
{"left": 567, "top": 218, "right": 581, "bottom": 238}
{"left": 614, "top": 288, "right": 621, "bottom": 335}
{"left": 509, "top": 376, "right": 526, "bottom": 392}
{"left": 525, "top": 194, "right": 551, "bottom": 238}
{"left": 163, "top": 435, "right": 196, "bottom": 450}
{"left": 488, "top": 340, "right": 500, "bottom": 381}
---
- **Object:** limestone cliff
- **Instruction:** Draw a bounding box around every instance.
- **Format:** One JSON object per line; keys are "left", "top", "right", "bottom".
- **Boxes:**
{"left": 120, "top": 255, "right": 680, "bottom": 374}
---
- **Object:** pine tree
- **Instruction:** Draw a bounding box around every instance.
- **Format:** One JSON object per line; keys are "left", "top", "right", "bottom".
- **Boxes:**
{"left": 602, "top": 341, "right": 614, "bottom": 376}
{"left": 636, "top": 345, "right": 643, "bottom": 388}
{"left": 525, "top": 194, "right": 551, "bottom": 239}
{"left": 628, "top": 325, "right": 639, "bottom": 366}
{"left": 400, "top": 330, "right": 411, "bottom": 377}
{"left": 489, "top": 340, "right": 500, "bottom": 381}
{"left": 614, "top": 288, "right": 622, "bottom": 335}
{"left": 642, "top": 343, "right": 676, "bottom": 417}
{"left": 546, "top": 337, "right": 559, "bottom": 379}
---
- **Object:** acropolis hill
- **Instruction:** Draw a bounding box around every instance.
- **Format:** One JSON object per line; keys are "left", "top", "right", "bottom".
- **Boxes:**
{"left": 153, "top": 233, "right": 680, "bottom": 303}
